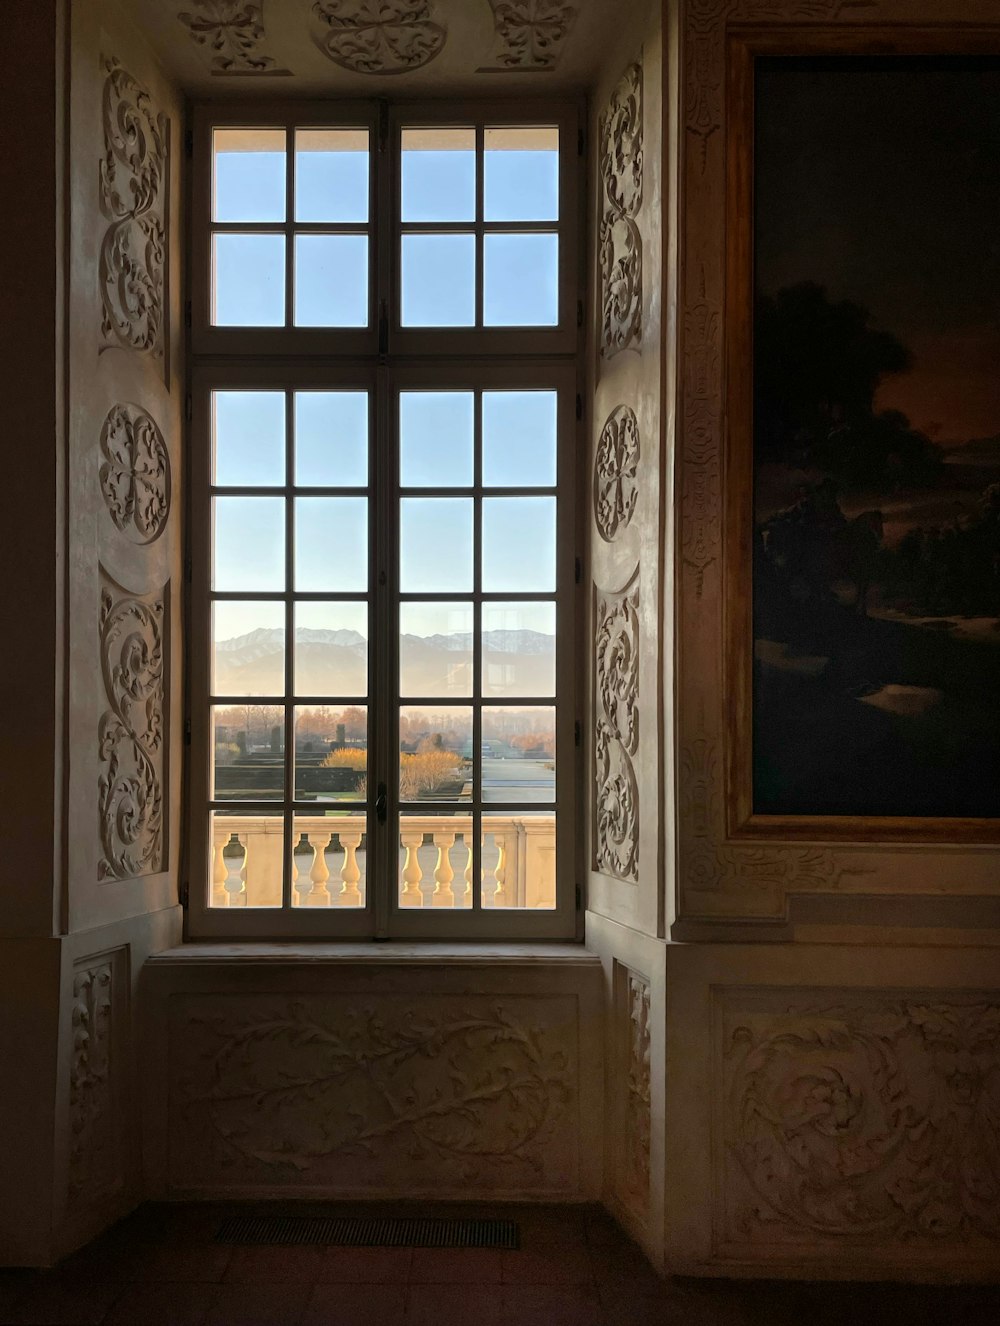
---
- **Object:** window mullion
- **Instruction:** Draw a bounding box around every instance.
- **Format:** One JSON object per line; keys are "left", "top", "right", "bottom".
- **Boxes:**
{"left": 373, "top": 362, "right": 394, "bottom": 937}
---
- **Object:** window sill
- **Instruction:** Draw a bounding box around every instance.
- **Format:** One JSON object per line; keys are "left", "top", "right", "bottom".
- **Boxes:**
{"left": 146, "top": 940, "right": 599, "bottom": 967}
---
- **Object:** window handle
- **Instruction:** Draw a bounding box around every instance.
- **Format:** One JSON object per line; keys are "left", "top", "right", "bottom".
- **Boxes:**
{"left": 375, "top": 782, "right": 388, "bottom": 826}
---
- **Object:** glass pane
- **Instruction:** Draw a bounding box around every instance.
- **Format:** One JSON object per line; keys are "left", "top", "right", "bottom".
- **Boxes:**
{"left": 213, "top": 600, "right": 285, "bottom": 696}
{"left": 295, "top": 601, "right": 368, "bottom": 697}
{"left": 295, "top": 391, "right": 368, "bottom": 488}
{"left": 294, "top": 235, "right": 368, "bottom": 328}
{"left": 294, "top": 706, "right": 367, "bottom": 802}
{"left": 399, "top": 706, "right": 473, "bottom": 803}
{"left": 400, "top": 602, "right": 473, "bottom": 698}
{"left": 213, "top": 233, "right": 285, "bottom": 327}
{"left": 482, "top": 706, "right": 555, "bottom": 802}
{"left": 400, "top": 498, "right": 473, "bottom": 592}
{"left": 484, "top": 233, "right": 558, "bottom": 326}
{"left": 482, "top": 496, "right": 556, "bottom": 592}
{"left": 295, "top": 128, "right": 369, "bottom": 223}
{"left": 401, "top": 234, "right": 475, "bottom": 327}
{"left": 295, "top": 497, "right": 367, "bottom": 592}
{"left": 483, "top": 812, "right": 556, "bottom": 910}
{"left": 213, "top": 391, "right": 285, "bottom": 487}
{"left": 213, "top": 128, "right": 285, "bottom": 223}
{"left": 210, "top": 809, "right": 283, "bottom": 908}
{"left": 212, "top": 704, "right": 284, "bottom": 800}
{"left": 483, "top": 390, "right": 557, "bottom": 487}
{"left": 400, "top": 392, "right": 474, "bottom": 487}
{"left": 213, "top": 496, "right": 284, "bottom": 591}
{"left": 482, "top": 601, "right": 556, "bottom": 697}
{"left": 293, "top": 813, "right": 367, "bottom": 908}
{"left": 399, "top": 812, "right": 473, "bottom": 909}
{"left": 401, "top": 128, "right": 476, "bottom": 222}
{"left": 484, "top": 127, "right": 559, "bottom": 222}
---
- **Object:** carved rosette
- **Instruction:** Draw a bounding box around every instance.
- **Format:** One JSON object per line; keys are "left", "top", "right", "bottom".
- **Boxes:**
{"left": 479, "top": 0, "right": 578, "bottom": 72}
{"left": 98, "top": 572, "right": 166, "bottom": 880}
{"left": 593, "top": 571, "right": 639, "bottom": 881}
{"left": 178, "top": 1, "right": 290, "bottom": 74}
{"left": 599, "top": 60, "right": 643, "bottom": 357}
{"left": 69, "top": 958, "right": 120, "bottom": 1204}
{"left": 620, "top": 971, "right": 651, "bottom": 1217}
{"left": 312, "top": 0, "right": 446, "bottom": 74}
{"left": 724, "top": 993, "right": 1000, "bottom": 1246}
{"left": 594, "top": 405, "right": 640, "bottom": 542}
{"left": 99, "top": 404, "right": 171, "bottom": 544}
{"left": 99, "top": 58, "right": 168, "bottom": 360}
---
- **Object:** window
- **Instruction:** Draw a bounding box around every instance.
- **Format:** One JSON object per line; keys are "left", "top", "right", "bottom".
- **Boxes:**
{"left": 189, "top": 101, "right": 580, "bottom": 938}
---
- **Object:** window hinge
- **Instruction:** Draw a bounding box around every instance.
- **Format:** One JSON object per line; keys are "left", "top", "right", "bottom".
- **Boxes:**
{"left": 577, "top": 300, "right": 584, "bottom": 329}
{"left": 575, "top": 882, "right": 583, "bottom": 910}
{"left": 575, "top": 392, "right": 583, "bottom": 421}
{"left": 574, "top": 719, "right": 581, "bottom": 748}
{"left": 184, "top": 716, "right": 192, "bottom": 745}
{"left": 575, "top": 555, "right": 582, "bottom": 585}
{"left": 184, "top": 393, "right": 193, "bottom": 425}
{"left": 378, "top": 299, "right": 388, "bottom": 355}
{"left": 577, "top": 125, "right": 585, "bottom": 158}
{"left": 184, "top": 128, "right": 193, "bottom": 160}
{"left": 378, "top": 100, "right": 389, "bottom": 153}
{"left": 184, "top": 556, "right": 193, "bottom": 585}
{"left": 179, "top": 881, "right": 189, "bottom": 908}
{"left": 184, "top": 299, "right": 192, "bottom": 330}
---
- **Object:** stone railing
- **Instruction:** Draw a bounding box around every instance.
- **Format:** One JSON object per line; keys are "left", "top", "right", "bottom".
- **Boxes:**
{"left": 211, "top": 813, "right": 556, "bottom": 910}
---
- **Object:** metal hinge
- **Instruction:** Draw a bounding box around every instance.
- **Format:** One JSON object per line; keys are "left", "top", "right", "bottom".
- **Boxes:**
{"left": 179, "top": 881, "right": 189, "bottom": 908}
{"left": 184, "top": 556, "right": 193, "bottom": 585}
{"left": 184, "top": 299, "right": 192, "bottom": 330}
{"left": 575, "top": 556, "right": 582, "bottom": 584}
{"left": 184, "top": 128, "right": 193, "bottom": 160}
{"left": 184, "top": 717, "right": 192, "bottom": 745}
{"left": 184, "top": 393, "right": 193, "bottom": 424}
{"left": 577, "top": 125, "right": 585, "bottom": 158}
{"left": 575, "top": 883, "right": 582, "bottom": 910}
{"left": 574, "top": 719, "right": 581, "bottom": 748}
{"left": 378, "top": 100, "right": 389, "bottom": 153}
{"left": 577, "top": 300, "right": 584, "bottom": 329}
{"left": 575, "top": 392, "right": 583, "bottom": 421}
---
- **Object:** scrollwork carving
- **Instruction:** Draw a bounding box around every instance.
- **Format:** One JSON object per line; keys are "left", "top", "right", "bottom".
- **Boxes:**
{"left": 479, "top": 0, "right": 577, "bottom": 72}
{"left": 69, "top": 958, "right": 120, "bottom": 1204}
{"left": 620, "top": 970, "right": 651, "bottom": 1217}
{"left": 98, "top": 572, "right": 165, "bottom": 881}
{"left": 594, "top": 405, "right": 640, "bottom": 542}
{"left": 178, "top": 1, "right": 290, "bottom": 74}
{"left": 99, "top": 58, "right": 168, "bottom": 361}
{"left": 599, "top": 61, "right": 643, "bottom": 357}
{"left": 593, "top": 571, "right": 640, "bottom": 881}
{"left": 99, "top": 404, "right": 171, "bottom": 544}
{"left": 312, "top": 0, "right": 446, "bottom": 75}
{"left": 724, "top": 993, "right": 1000, "bottom": 1245}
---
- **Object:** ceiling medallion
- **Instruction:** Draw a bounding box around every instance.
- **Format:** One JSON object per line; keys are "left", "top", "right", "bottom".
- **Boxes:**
{"left": 312, "top": 0, "right": 447, "bottom": 75}
{"left": 178, "top": 1, "right": 291, "bottom": 75}
{"left": 479, "top": 0, "right": 578, "bottom": 73}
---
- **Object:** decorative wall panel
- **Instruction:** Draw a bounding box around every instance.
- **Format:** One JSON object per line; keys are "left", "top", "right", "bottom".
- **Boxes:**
{"left": 98, "top": 57, "right": 168, "bottom": 362}
{"left": 68, "top": 951, "right": 126, "bottom": 1210}
{"left": 594, "top": 405, "right": 640, "bottom": 542}
{"left": 720, "top": 987, "right": 1000, "bottom": 1251}
{"left": 178, "top": 1, "right": 290, "bottom": 74}
{"left": 479, "top": 1, "right": 578, "bottom": 72}
{"left": 617, "top": 965, "right": 651, "bottom": 1221}
{"left": 593, "top": 570, "right": 640, "bottom": 882}
{"left": 311, "top": 0, "right": 446, "bottom": 74}
{"left": 599, "top": 60, "right": 643, "bottom": 356}
{"left": 99, "top": 403, "right": 171, "bottom": 544}
{"left": 98, "top": 570, "right": 167, "bottom": 881}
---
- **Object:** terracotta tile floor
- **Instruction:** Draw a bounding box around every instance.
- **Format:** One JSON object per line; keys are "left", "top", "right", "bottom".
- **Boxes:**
{"left": 0, "top": 1203, "right": 997, "bottom": 1325}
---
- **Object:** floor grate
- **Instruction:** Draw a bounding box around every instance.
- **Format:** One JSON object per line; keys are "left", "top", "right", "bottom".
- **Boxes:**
{"left": 214, "top": 1215, "right": 520, "bottom": 1249}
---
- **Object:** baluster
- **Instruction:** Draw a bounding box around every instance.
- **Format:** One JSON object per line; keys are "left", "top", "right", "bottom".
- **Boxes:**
{"left": 431, "top": 830, "right": 456, "bottom": 907}
{"left": 492, "top": 830, "right": 509, "bottom": 908}
{"left": 221, "top": 832, "right": 247, "bottom": 907}
{"left": 459, "top": 833, "right": 473, "bottom": 908}
{"left": 211, "top": 830, "right": 228, "bottom": 907}
{"left": 338, "top": 827, "right": 363, "bottom": 906}
{"left": 292, "top": 833, "right": 315, "bottom": 907}
{"left": 400, "top": 829, "right": 425, "bottom": 907}
{"left": 305, "top": 831, "right": 333, "bottom": 906}
{"left": 481, "top": 830, "right": 494, "bottom": 908}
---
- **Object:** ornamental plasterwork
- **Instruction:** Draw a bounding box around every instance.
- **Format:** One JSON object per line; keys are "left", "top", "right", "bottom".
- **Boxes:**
{"left": 99, "top": 57, "right": 168, "bottom": 361}
{"left": 178, "top": 1, "right": 291, "bottom": 74}
{"left": 723, "top": 992, "right": 1000, "bottom": 1246}
{"left": 619, "top": 969, "right": 651, "bottom": 1219}
{"left": 599, "top": 60, "right": 643, "bottom": 356}
{"left": 594, "top": 405, "right": 640, "bottom": 542}
{"left": 99, "top": 404, "right": 171, "bottom": 544}
{"left": 479, "top": 0, "right": 578, "bottom": 72}
{"left": 312, "top": 0, "right": 446, "bottom": 75}
{"left": 69, "top": 955, "right": 122, "bottom": 1206}
{"left": 593, "top": 570, "right": 640, "bottom": 882}
{"left": 98, "top": 571, "right": 166, "bottom": 881}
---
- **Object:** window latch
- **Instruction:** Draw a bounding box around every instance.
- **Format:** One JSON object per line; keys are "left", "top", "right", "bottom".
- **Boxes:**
{"left": 375, "top": 782, "right": 388, "bottom": 826}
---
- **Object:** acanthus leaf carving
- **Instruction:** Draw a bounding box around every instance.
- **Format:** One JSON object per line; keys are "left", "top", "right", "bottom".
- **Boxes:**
{"left": 99, "top": 572, "right": 166, "bottom": 881}
{"left": 178, "top": 1, "right": 291, "bottom": 74}
{"left": 69, "top": 957, "right": 121, "bottom": 1205}
{"left": 599, "top": 60, "right": 643, "bottom": 357}
{"left": 593, "top": 570, "right": 640, "bottom": 882}
{"left": 479, "top": 0, "right": 578, "bottom": 73}
{"left": 99, "top": 404, "right": 171, "bottom": 544}
{"left": 594, "top": 404, "right": 640, "bottom": 542}
{"left": 311, "top": 0, "right": 446, "bottom": 75}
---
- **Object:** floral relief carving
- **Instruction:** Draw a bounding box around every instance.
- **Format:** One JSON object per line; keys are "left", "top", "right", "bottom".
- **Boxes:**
{"left": 174, "top": 998, "right": 574, "bottom": 1186}
{"left": 724, "top": 993, "right": 1000, "bottom": 1246}
{"left": 594, "top": 405, "right": 640, "bottom": 542}
{"left": 99, "top": 57, "right": 168, "bottom": 360}
{"left": 178, "top": 1, "right": 291, "bottom": 74}
{"left": 593, "top": 571, "right": 640, "bottom": 881}
{"left": 312, "top": 0, "right": 446, "bottom": 75}
{"left": 599, "top": 60, "right": 643, "bottom": 357}
{"left": 99, "top": 404, "right": 171, "bottom": 544}
{"left": 99, "top": 572, "right": 166, "bottom": 881}
{"left": 479, "top": 1, "right": 578, "bottom": 73}
{"left": 619, "top": 970, "right": 651, "bottom": 1218}
{"left": 69, "top": 957, "right": 121, "bottom": 1205}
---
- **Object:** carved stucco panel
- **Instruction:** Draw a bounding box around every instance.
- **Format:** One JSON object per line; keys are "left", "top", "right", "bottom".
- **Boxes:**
{"left": 178, "top": 1, "right": 291, "bottom": 74}
{"left": 720, "top": 989, "right": 1000, "bottom": 1249}
{"left": 594, "top": 405, "right": 640, "bottom": 543}
{"left": 169, "top": 994, "right": 578, "bottom": 1191}
{"left": 599, "top": 60, "right": 643, "bottom": 357}
{"left": 617, "top": 968, "right": 651, "bottom": 1220}
{"left": 99, "top": 56, "right": 168, "bottom": 361}
{"left": 593, "top": 570, "right": 640, "bottom": 882}
{"left": 99, "top": 403, "right": 171, "bottom": 544}
{"left": 479, "top": 1, "right": 578, "bottom": 73}
{"left": 312, "top": 0, "right": 446, "bottom": 75}
{"left": 98, "top": 570, "right": 167, "bottom": 881}
{"left": 68, "top": 953, "right": 125, "bottom": 1208}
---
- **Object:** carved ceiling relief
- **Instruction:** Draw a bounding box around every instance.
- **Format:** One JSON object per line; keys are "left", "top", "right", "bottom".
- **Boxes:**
{"left": 68, "top": 956, "right": 122, "bottom": 1207}
{"left": 599, "top": 60, "right": 643, "bottom": 357}
{"left": 99, "top": 57, "right": 168, "bottom": 362}
{"left": 178, "top": 1, "right": 291, "bottom": 74}
{"left": 99, "top": 571, "right": 166, "bottom": 881}
{"left": 99, "top": 404, "right": 171, "bottom": 544}
{"left": 479, "top": 1, "right": 578, "bottom": 72}
{"left": 593, "top": 571, "right": 640, "bottom": 882}
{"left": 312, "top": 0, "right": 446, "bottom": 74}
{"left": 594, "top": 405, "right": 640, "bottom": 542}
{"left": 619, "top": 969, "right": 651, "bottom": 1219}
{"left": 723, "top": 993, "right": 1000, "bottom": 1246}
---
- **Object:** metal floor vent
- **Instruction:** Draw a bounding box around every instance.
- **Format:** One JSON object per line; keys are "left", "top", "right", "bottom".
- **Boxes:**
{"left": 214, "top": 1215, "right": 520, "bottom": 1250}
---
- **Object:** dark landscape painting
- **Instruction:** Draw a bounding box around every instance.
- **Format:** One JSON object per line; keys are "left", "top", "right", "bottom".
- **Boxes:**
{"left": 752, "top": 56, "right": 1000, "bottom": 818}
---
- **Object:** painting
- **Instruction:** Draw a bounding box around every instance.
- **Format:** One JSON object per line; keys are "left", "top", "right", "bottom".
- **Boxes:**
{"left": 750, "top": 55, "right": 1000, "bottom": 819}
